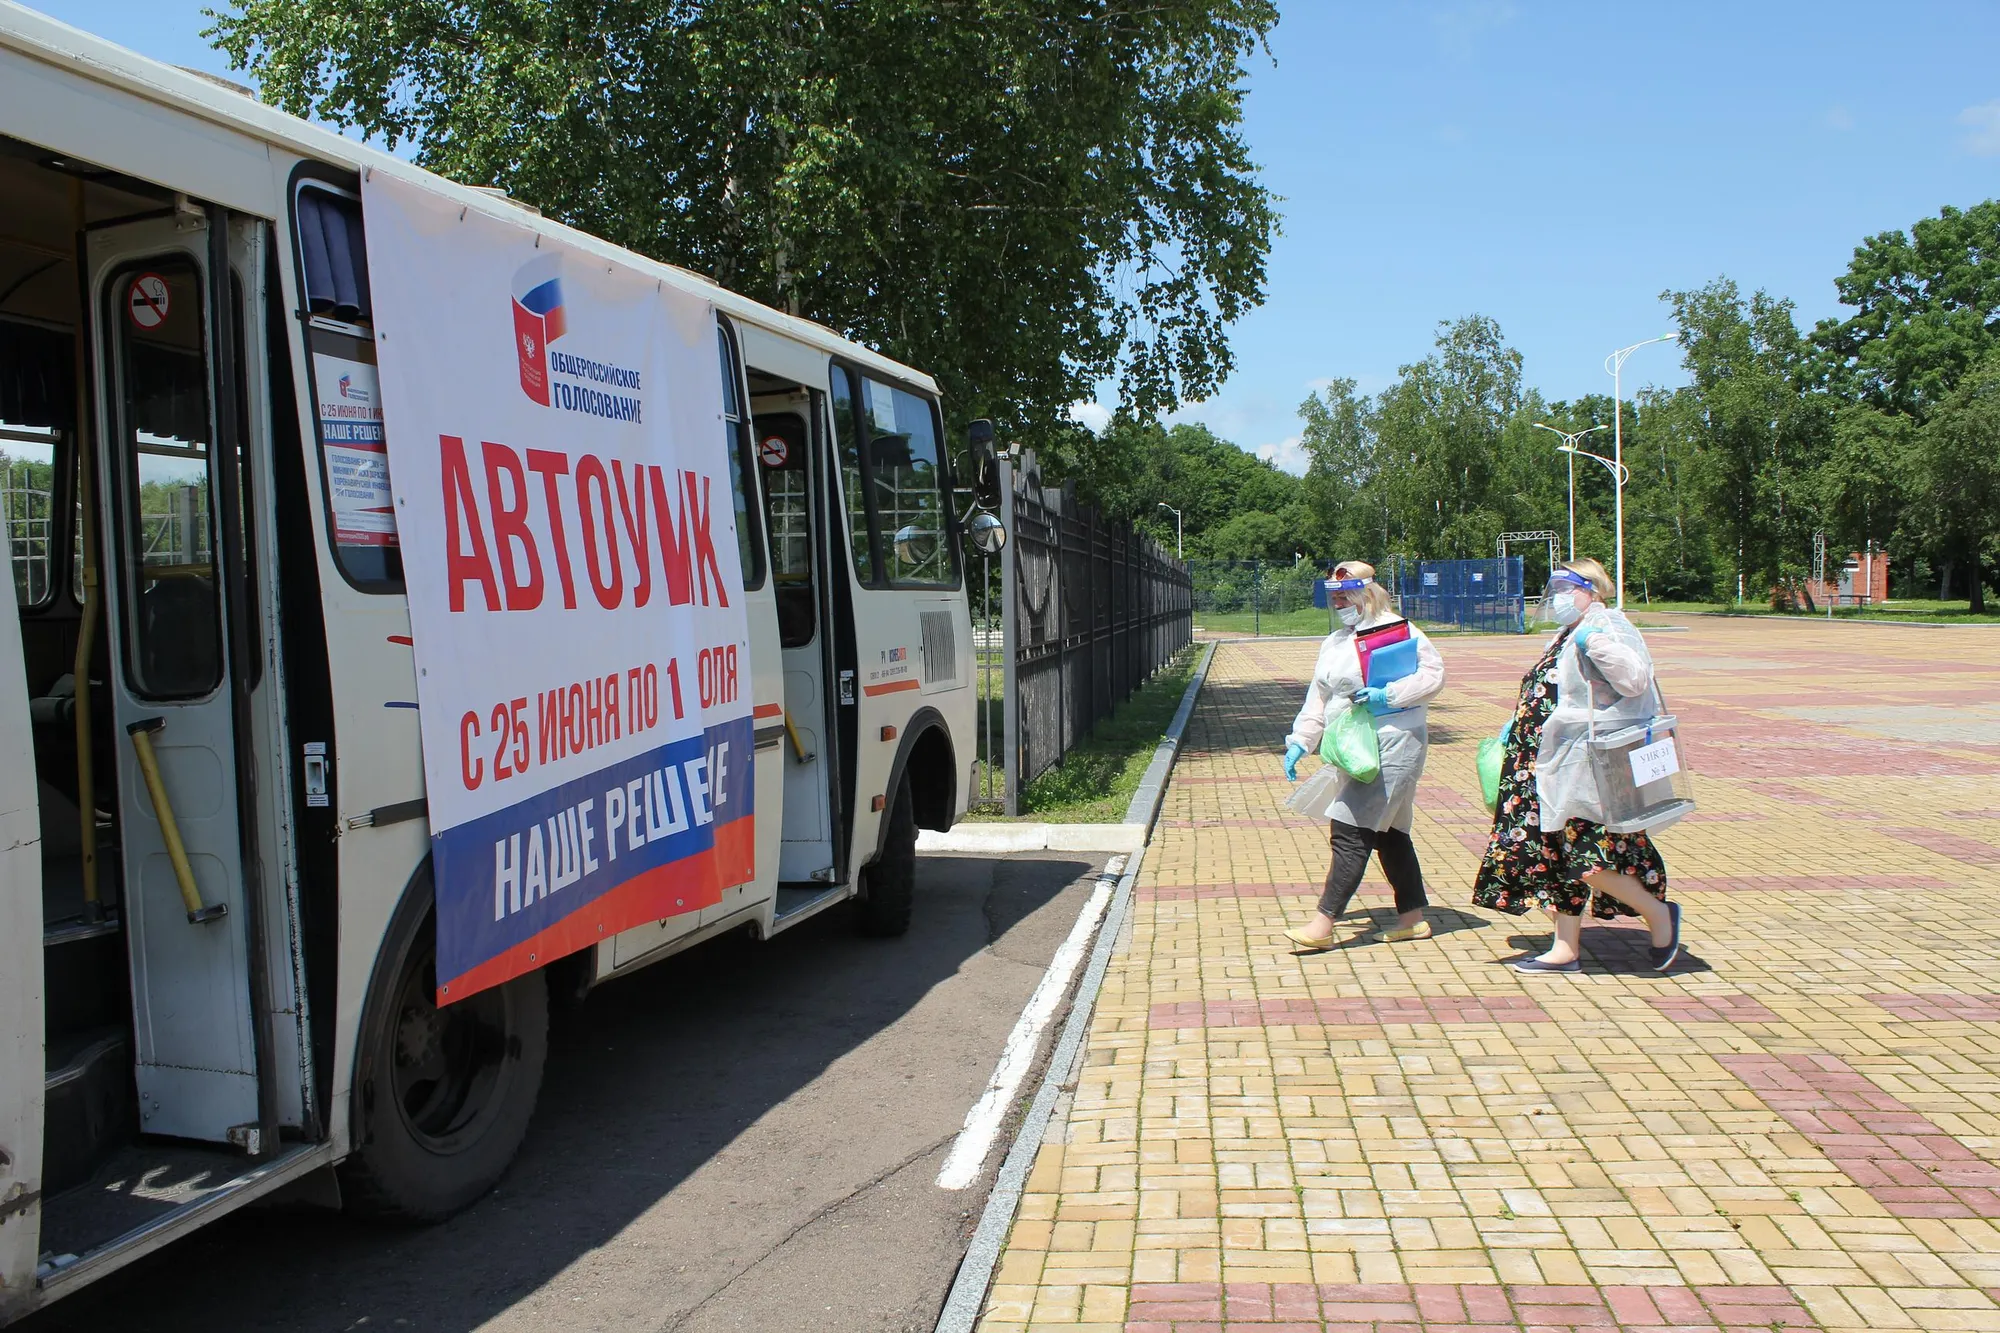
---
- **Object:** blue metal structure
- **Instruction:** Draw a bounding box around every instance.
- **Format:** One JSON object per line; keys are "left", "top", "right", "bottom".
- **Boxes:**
{"left": 1390, "top": 557, "right": 1527, "bottom": 634}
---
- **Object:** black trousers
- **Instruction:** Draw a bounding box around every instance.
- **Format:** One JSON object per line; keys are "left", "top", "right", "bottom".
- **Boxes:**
{"left": 1318, "top": 819, "right": 1429, "bottom": 918}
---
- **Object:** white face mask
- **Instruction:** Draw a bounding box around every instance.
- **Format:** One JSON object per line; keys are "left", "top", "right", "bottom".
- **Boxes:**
{"left": 1549, "top": 591, "right": 1584, "bottom": 626}
{"left": 1337, "top": 606, "right": 1362, "bottom": 627}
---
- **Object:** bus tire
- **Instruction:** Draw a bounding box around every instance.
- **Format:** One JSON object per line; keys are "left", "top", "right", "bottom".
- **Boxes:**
{"left": 340, "top": 868, "right": 548, "bottom": 1223}
{"left": 855, "top": 774, "right": 917, "bottom": 937}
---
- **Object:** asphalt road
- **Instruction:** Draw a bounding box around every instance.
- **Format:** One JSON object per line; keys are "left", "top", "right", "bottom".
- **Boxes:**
{"left": 26, "top": 851, "right": 1107, "bottom": 1333}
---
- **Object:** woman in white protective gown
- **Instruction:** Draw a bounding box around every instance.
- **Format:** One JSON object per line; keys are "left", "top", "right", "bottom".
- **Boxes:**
{"left": 1279, "top": 561, "right": 1447, "bottom": 950}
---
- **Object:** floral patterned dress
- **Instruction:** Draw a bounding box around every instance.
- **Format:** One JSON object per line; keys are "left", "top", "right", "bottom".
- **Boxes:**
{"left": 1470, "top": 627, "right": 1669, "bottom": 918}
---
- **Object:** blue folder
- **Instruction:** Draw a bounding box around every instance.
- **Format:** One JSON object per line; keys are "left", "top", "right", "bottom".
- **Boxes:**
{"left": 1364, "top": 637, "right": 1420, "bottom": 689}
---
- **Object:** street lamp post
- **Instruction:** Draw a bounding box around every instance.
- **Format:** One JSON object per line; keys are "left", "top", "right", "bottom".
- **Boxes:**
{"left": 1554, "top": 441, "right": 1631, "bottom": 606}
{"left": 1157, "top": 502, "right": 1182, "bottom": 559}
{"left": 1603, "top": 334, "right": 1677, "bottom": 609}
{"left": 1531, "top": 422, "right": 1610, "bottom": 561}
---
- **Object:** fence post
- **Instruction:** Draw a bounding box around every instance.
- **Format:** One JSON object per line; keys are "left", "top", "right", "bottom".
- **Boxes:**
{"left": 1088, "top": 504, "right": 1104, "bottom": 740}
{"left": 1000, "top": 453, "right": 1020, "bottom": 816}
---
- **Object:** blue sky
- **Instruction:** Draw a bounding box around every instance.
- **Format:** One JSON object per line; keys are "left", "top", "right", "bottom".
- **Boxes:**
{"left": 25, "top": 2, "right": 2000, "bottom": 473}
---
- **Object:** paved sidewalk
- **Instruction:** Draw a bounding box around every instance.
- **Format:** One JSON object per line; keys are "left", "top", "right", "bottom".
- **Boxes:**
{"left": 975, "top": 617, "right": 2000, "bottom": 1332}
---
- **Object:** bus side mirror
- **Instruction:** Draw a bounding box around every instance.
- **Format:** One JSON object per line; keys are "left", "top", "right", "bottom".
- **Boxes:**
{"left": 967, "top": 511, "right": 1007, "bottom": 555}
{"left": 965, "top": 419, "right": 1001, "bottom": 510}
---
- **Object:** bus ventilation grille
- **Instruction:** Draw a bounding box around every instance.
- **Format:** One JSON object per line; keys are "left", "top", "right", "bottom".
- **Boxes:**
{"left": 920, "top": 611, "right": 957, "bottom": 685}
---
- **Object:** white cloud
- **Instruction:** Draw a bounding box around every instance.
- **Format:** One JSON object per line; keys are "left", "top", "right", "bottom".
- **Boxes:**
{"left": 1065, "top": 400, "right": 1112, "bottom": 434}
{"left": 1959, "top": 100, "right": 2000, "bottom": 155}
{"left": 1257, "top": 435, "right": 1309, "bottom": 477}
{"left": 1823, "top": 105, "right": 1854, "bottom": 131}
{"left": 1428, "top": 1, "right": 1518, "bottom": 59}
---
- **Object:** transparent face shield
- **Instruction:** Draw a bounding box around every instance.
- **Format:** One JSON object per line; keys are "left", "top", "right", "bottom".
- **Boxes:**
{"left": 1535, "top": 571, "right": 1594, "bottom": 626}
{"left": 1325, "top": 576, "right": 1369, "bottom": 623}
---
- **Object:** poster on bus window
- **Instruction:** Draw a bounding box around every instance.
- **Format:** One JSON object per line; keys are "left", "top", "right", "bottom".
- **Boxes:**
{"left": 311, "top": 349, "right": 397, "bottom": 546}
{"left": 361, "top": 171, "right": 755, "bottom": 1005}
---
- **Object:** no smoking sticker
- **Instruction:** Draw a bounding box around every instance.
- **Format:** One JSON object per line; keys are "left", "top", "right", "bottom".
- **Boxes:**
{"left": 758, "top": 435, "right": 788, "bottom": 468}
{"left": 127, "top": 273, "right": 171, "bottom": 329}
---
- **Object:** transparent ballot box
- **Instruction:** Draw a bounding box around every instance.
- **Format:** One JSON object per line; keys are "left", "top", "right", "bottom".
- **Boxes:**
{"left": 1587, "top": 714, "right": 1696, "bottom": 834}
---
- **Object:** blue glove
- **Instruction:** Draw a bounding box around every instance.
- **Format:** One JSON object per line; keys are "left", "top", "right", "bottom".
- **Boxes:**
{"left": 1357, "top": 686, "right": 1392, "bottom": 715}
{"left": 1571, "top": 623, "right": 1599, "bottom": 654}
{"left": 1284, "top": 742, "right": 1306, "bottom": 781}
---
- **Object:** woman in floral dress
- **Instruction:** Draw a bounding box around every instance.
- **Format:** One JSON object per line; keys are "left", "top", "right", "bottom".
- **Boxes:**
{"left": 1471, "top": 559, "right": 1681, "bottom": 973}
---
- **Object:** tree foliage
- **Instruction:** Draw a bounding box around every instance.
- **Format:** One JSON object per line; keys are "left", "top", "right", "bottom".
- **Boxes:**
{"left": 1071, "top": 415, "right": 1313, "bottom": 560}
{"left": 208, "top": 0, "right": 1279, "bottom": 436}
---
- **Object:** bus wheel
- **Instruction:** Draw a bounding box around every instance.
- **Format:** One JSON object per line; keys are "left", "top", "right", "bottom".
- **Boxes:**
{"left": 855, "top": 774, "right": 917, "bottom": 937}
{"left": 341, "top": 879, "right": 548, "bottom": 1222}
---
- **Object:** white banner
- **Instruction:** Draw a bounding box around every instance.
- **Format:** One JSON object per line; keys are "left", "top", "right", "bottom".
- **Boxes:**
{"left": 362, "top": 173, "right": 754, "bottom": 1002}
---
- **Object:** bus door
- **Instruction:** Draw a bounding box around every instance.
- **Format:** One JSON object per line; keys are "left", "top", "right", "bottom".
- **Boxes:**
{"left": 753, "top": 399, "right": 837, "bottom": 883}
{"left": 85, "top": 212, "right": 268, "bottom": 1146}
{"left": 827, "top": 366, "right": 961, "bottom": 860}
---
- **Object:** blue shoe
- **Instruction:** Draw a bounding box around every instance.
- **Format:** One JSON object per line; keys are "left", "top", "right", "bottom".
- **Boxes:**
{"left": 1650, "top": 902, "right": 1682, "bottom": 972}
{"left": 1510, "top": 956, "right": 1581, "bottom": 974}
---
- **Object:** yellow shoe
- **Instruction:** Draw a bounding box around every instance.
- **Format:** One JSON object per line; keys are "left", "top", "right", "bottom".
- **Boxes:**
{"left": 1283, "top": 925, "right": 1342, "bottom": 952}
{"left": 1373, "top": 919, "right": 1433, "bottom": 943}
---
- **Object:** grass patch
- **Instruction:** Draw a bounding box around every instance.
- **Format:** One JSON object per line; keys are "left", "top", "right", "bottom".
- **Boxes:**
{"left": 970, "top": 646, "right": 1200, "bottom": 824}
{"left": 1194, "top": 607, "right": 1335, "bottom": 637}
{"left": 1635, "top": 598, "right": 2000, "bottom": 624}
{"left": 1197, "top": 606, "right": 1530, "bottom": 638}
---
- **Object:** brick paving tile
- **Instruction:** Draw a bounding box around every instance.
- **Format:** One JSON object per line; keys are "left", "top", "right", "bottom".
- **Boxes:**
{"left": 1867, "top": 994, "right": 2000, "bottom": 1022}
{"left": 974, "top": 618, "right": 2000, "bottom": 1333}
{"left": 1645, "top": 995, "right": 1782, "bottom": 1025}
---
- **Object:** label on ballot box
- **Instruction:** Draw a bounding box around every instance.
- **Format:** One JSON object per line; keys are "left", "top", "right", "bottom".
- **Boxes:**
{"left": 1628, "top": 736, "right": 1680, "bottom": 786}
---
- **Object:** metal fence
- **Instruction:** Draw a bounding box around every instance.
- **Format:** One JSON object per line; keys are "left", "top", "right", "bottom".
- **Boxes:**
{"left": 1000, "top": 450, "right": 1192, "bottom": 812}
{"left": 1388, "top": 556, "right": 1526, "bottom": 633}
{"left": 1188, "top": 559, "right": 1337, "bottom": 636}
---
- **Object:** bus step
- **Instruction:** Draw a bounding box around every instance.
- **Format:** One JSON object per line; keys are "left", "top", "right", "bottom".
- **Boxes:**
{"left": 43, "top": 1030, "right": 135, "bottom": 1196}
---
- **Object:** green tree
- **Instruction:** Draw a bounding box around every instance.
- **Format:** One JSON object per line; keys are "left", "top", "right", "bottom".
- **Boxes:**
{"left": 1815, "top": 200, "right": 2000, "bottom": 603}
{"left": 210, "top": 0, "right": 1279, "bottom": 437}
{"left": 1663, "top": 278, "right": 1830, "bottom": 605}
{"left": 1296, "top": 377, "right": 1381, "bottom": 558}
{"left": 1908, "top": 353, "right": 2000, "bottom": 612}
{"left": 1370, "top": 315, "right": 1523, "bottom": 559}
{"left": 1817, "top": 201, "right": 2000, "bottom": 418}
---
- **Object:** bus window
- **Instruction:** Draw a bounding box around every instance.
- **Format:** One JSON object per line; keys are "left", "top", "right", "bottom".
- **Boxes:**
{"left": 291, "top": 178, "right": 401, "bottom": 592}
{"left": 0, "top": 320, "right": 74, "bottom": 611}
{"left": 860, "top": 376, "right": 954, "bottom": 587}
{"left": 717, "top": 322, "right": 764, "bottom": 590}
{"left": 1, "top": 424, "right": 59, "bottom": 611}
{"left": 108, "top": 259, "right": 222, "bottom": 699}
{"left": 829, "top": 366, "right": 876, "bottom": 583}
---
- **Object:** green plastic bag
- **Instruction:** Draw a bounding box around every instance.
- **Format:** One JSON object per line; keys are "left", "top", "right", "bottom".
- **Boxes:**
{"left": 1476, "top": 719, "right": 1511, "bottom": 811}
{"left": 1476, "top": 736, "right": 1504, "bottom": 811}
{"left": 1318, "top": 702, "right": 1381, "bottom": 784}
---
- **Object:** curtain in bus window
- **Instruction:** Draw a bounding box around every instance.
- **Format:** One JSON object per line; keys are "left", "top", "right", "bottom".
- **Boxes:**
{"left": 829, "top": 367, "right": 875, "bottom": 583}
{"left": 296, "top": 189, "right": 372, "bottom": 323}
{"left": 861, "top": 376, "right": 953, "bottom": 586}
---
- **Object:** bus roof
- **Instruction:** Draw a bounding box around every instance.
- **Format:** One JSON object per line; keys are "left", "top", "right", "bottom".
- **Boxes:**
{"left": 0, "top": 0, "right": 940, "bottom": 396}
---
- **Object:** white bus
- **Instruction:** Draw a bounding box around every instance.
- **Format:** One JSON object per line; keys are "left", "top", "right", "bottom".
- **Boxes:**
{"left": 0, "top": 5, "right": 1002, "bottom": 1319}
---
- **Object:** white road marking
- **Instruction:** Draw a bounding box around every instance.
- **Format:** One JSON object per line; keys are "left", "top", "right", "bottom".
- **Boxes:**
{"left": 935, "top": 854, "right": 1126, "bottom": 1190}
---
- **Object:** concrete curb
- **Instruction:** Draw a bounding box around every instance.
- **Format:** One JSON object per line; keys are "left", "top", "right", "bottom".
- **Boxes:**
{"left": 932, "top": 642, "right": 1217, "bottom": 1333}
{"left": 917, "top": 823, "right": 1147, "bottom": 855}
{"left": 1121, "top": 641, "right": 1218, "bottom": 828}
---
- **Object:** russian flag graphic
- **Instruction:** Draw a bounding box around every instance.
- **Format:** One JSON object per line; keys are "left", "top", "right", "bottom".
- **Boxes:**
{"left": 511, "top": 256, "right": 566, "bottom": 405}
